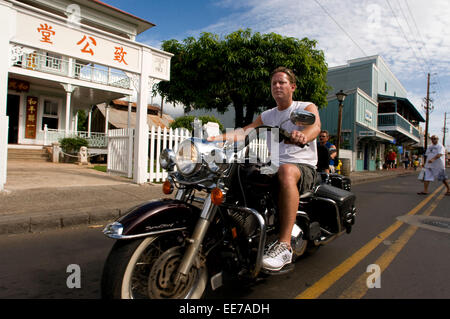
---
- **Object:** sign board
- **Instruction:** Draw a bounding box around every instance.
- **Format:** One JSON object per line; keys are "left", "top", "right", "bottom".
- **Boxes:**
{"left": 8, "top": 78, "right": 30, "bottom": 92}
{"left": 25, "top": 96, "right": 38, "bottom": 139}
{"left": 359, "top": 131, "right": 375, "bottom": 137}
{"left": 13, "top": 11, "right": 140, "bottom": 73}
{"left": 365, "top": 110, "right": 373, "bottom": 123}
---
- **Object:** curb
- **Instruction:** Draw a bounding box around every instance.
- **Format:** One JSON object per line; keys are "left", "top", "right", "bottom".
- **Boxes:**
{"left": 351, "top": 171, "right": 416, "bottom": 185}
{"left": 0, "top": 203, "right": 143, "bottom": 236}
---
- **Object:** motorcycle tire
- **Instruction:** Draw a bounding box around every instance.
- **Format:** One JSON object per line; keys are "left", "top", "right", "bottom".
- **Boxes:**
{"left": 101, "top": 234, "right": 208, "bottom": 299}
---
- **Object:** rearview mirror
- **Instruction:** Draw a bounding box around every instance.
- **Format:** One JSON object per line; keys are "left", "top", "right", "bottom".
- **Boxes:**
{"left": 290, "top": 110, "right": 315, "bottom": 126}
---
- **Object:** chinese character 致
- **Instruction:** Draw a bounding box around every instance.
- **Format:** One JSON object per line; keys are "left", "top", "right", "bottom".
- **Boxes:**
{"left": 113, "top": 46, "right": 128, "bottom": 65}
{"left": 77, "top": 35, "right": 97, "bottom": 55}
{"left": 37, "top": 23, "right": 55, "bottom": 44}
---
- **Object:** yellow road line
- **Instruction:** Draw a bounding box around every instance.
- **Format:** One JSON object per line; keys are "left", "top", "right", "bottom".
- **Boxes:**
{"left": 338, "top": 189, "right": 446, "bottom": 299}
{"left": 295, "top": 185, "right": 444, "bottom": 299}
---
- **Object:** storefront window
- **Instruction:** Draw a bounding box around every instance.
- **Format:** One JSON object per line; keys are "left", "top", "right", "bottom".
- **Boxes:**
{"left": 357, "top": 142, "right": 363, "bottom": 160}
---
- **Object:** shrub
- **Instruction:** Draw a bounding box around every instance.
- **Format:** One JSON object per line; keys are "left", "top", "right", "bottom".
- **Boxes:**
{"left": 59, "top": 137, "right": 88, "bottom": 154}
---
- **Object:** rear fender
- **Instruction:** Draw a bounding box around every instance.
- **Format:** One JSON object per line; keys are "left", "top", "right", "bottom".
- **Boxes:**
{"left": 103, "top": 199, "right": 201, "bottom": 240}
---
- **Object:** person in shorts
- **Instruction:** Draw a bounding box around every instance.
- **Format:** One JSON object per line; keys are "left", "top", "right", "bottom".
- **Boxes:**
{"left": 208, "top": 67, "right": 321, "bottom": 271}
{"left": 417, "top": 135, "right": 450, "bottom": 195}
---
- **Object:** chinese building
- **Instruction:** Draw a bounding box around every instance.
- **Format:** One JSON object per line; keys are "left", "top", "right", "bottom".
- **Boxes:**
{"left": 320, "top": 55, "right": 425, "bottom": 171}
{"left": 0, "top": 0, "right": 173, "bottom": 190}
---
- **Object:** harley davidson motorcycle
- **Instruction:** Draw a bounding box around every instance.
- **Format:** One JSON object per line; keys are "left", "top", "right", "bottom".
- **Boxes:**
{"left": 101, "top": 110, "right": 356, "bottom": 299}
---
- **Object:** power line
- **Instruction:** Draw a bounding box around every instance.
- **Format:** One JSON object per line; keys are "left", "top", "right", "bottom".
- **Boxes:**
{"left": 402, "top": 0, "right": 445, "bottom": 104}
{"left": 397, "top": 0, "right": 432, "bottom": 72}
{"left": 384, "top": 0, "right": 428, "bottom": 77}
{"left": 312, "top": 0, "right": 367, "bottom": 57}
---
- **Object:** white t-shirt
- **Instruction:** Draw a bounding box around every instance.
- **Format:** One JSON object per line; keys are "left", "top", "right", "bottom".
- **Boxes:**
{"left": 425, "top": 143, "right": 446, "bottom": 170}
{"left": 261, "top": 101, "right": 317, "bottom": 167}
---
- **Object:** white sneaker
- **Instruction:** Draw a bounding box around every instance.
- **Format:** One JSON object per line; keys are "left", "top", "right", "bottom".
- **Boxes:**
{"left": 262, "top": 241, "right": 292, "bottom": 271}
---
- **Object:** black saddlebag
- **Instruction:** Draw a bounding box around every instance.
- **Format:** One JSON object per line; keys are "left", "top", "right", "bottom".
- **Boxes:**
{"left": 311, "top": 184, "right": 355, "bottom": 233}
{"left": 315, "top": 183, "right": 355, "bottom": 213}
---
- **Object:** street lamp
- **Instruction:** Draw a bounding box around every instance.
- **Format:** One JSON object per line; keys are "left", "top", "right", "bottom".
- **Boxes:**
{"left": 335, "top": 90, "right": 347, "bottom": 160}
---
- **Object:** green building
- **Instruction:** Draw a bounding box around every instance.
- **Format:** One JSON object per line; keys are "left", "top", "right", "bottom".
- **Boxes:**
{"left": 320, "top": 55, "right": 425, "bottom": 172}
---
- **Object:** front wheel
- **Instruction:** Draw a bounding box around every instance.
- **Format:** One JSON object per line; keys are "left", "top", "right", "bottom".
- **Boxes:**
{"left": 101, "top": 233, "right": 208, "bottom": 299}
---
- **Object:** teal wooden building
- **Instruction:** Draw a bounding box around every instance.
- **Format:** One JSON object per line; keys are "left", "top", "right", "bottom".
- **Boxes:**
{"left": 320, "top": 56, "right": 425, "bottom": 172}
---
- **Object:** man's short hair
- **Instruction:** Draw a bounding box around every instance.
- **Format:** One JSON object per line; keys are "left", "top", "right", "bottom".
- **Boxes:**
{"left": 271, "top": 67, "right": 297, "bottom": 85}
{"left": 320, "top": 130, "right": 329, "bottom": 137}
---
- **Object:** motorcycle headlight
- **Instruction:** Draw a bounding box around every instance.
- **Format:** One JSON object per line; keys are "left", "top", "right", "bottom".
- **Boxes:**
{"left": 205, "top": 148, "right": 228, "bottom": 174}
{"left": 175, "top": 139, "right": 202, "bottom": 176}
{"left": 160, "top": 149, "right": 176, "bottom": 170}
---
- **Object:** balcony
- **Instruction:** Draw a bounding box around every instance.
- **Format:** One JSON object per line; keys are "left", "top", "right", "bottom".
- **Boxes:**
{"left": 378, "top": 113, "right": 420, "bottom": 143}
{"left": 11, "top": 50, "right": 130, "bottom": 90}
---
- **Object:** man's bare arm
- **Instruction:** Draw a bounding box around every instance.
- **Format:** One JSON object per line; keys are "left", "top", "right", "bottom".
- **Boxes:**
{"left": 207, "top": 115, "right": 264, "bottom": 142}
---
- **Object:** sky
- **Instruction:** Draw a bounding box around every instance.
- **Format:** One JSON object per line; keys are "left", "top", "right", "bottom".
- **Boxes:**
{"left": 105, "top": 0, "right": 450, "bottom": 147}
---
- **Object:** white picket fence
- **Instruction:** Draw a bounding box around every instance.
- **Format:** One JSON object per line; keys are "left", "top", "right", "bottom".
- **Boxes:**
{"left": 107, "top": 128, "right": 134, "bottom": 178}
{"left": 107, "top": 125, "right": 270, "bottom": 183}
{"left": 148, "top": 126, "right": 191, "bottom": 183}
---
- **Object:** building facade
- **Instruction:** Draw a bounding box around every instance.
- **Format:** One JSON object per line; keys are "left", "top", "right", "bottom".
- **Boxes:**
{"left": 0, "top": 0, "right": 173, "bottom": 190}
{"left": 320, "top": 55, "right": 425, "bottom": 171}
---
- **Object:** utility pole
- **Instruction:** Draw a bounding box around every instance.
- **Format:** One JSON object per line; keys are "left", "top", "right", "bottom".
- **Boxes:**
{"left": 443, "top": 112, "right": 447, "bottom": 147}
{"left": 424, "top": 73, "right": 430, "bottom": 152}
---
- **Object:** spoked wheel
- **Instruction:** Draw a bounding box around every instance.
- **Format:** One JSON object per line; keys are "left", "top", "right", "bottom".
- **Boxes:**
{"left": 101, "top": 233, "right": 207, "bottom": 299}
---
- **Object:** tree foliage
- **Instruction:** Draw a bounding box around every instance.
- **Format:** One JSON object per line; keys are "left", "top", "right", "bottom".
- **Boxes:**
{"left": 155, "top": 29, "right": 329, "bottom": 128}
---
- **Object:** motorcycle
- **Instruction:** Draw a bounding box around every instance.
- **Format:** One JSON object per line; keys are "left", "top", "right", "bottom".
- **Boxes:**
{"left": 101, "top": 110, "right": 356, "bottom": 299}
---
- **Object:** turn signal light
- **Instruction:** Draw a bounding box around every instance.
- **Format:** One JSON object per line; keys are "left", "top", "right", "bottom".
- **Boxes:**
{"left": 211, "top": 187, "right": 225, "bottom": 205}
{"left": 162, "top": 180, "right": 174, "bottom": 194}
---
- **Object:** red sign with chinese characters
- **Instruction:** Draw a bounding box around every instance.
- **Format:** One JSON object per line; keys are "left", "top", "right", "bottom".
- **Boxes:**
{"left": 8, "top": 79, "right": 30, "bottom": 92}
{"left": 25, "top": 96, "right": 38, "bottom": 139}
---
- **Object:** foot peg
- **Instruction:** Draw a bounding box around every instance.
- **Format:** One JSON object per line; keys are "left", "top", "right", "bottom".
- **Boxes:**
{"left": 261, "top": 263, "right": 294, "bottom": 275}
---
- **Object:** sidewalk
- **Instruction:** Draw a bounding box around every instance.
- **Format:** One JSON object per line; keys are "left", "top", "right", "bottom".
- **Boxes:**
{"left": 0, "top": 161, "right": 417, "bottom": 235}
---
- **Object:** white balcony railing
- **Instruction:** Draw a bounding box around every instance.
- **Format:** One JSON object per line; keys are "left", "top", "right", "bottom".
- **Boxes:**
{"left": 11, "top": 50, "right": 130, "bottom": 89}
{"left": 42, "top": 126, "right": 108, "bottom": 148}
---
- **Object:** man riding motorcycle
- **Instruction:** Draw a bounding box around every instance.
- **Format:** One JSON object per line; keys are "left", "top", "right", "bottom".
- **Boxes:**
{"left": 208, "top": 66, "right": 321, "bottom": 272}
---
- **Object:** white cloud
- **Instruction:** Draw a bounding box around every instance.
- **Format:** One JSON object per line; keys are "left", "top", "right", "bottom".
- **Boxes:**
{"left": 198, "top": 0, "right": 450, "bottom": 143}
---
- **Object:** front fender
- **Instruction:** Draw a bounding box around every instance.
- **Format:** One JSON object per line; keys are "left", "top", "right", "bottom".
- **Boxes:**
{"left": 103, "top": 199, "right": 201, "bottom": 239}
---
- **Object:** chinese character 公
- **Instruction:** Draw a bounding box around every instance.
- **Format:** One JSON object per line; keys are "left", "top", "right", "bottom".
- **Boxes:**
{"left": 77, "top": 35, "right": 97, "bottom": 56}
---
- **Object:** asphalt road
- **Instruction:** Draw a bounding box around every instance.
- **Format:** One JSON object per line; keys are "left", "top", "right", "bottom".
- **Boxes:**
{"left": 0, "top": 173, "right": 449, "bottom": 299}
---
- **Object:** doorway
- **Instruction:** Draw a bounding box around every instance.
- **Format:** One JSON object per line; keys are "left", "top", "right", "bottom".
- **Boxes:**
{"left": 7, "top": 94, "right": 20, "bottom": 144}
{"left": 364, "top": 144, "right": 369, "bottom": 170}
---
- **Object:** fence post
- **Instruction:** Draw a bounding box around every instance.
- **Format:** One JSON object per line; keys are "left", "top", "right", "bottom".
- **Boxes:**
{"left": 156, "top": 126, "right": 162, "bottom": 182}
{"left": 127, "top": 128, "right": 133, "bottom": 178}
{"left": 162, "top": 127, "right": 168, "bottom": 181}
{"left": 43, "top": 124, "right": 48, "bottom": 146}
{"left": 149, "top": 126, "right": 155, "bottom": 183}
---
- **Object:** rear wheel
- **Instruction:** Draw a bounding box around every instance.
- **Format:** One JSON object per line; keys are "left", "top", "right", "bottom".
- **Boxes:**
{"left": 101, "top": 233, "right": 207, "bottom": 299}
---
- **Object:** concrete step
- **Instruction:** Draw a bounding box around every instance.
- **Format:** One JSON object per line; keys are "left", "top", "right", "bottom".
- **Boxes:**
{"left": 8, "top": 148, "right": 50, "bottom": 161}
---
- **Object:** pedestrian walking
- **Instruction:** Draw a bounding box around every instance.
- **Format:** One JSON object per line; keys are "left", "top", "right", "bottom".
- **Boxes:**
{"left": 417, "top": 135, "right": 450, "bottom": 195}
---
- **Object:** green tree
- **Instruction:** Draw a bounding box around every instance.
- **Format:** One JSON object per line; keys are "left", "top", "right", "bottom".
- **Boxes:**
{"left": 155, "top": 29, "right": 329, "bottom": 128}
